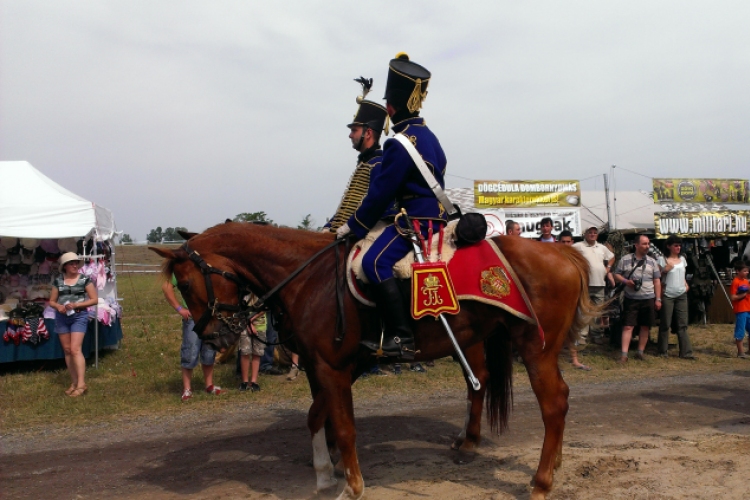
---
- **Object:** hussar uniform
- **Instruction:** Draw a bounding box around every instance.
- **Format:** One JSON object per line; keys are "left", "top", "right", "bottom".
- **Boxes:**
{"left": 325, "top": 100, "right": 392, "bottom": 231}
{"left": 346, "top": 53, "right": 447, "bottom": 359}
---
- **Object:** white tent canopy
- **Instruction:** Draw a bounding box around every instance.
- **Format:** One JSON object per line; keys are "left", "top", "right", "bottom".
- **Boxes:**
{"left": 580, "top": 190, "right": 657, "bottom": 232}
{"left": 0, "top": 161, "right": 116, "bottom": 240}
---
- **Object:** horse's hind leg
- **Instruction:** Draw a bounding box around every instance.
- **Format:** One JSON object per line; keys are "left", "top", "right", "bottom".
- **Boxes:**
{"left": 452, "top": 342, "right": 488, "bottom": 452}
{"left": 518, "top": 332, "right": 569, "bottom": 500}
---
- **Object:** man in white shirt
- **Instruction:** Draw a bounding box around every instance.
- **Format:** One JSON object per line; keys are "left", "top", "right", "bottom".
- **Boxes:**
{"left": 573, "top": 226, "right": 615, "bottom": 344}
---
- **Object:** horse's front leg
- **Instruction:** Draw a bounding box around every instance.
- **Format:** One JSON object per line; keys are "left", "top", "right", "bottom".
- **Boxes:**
{"left": 307, "top": 388, "right": 338, "bottom": 493}
{"left": 316, "top": 363, "right": 364, "bottom": 500}
{"left": 452, "top": 342, "right": 488, "bottom": 452}
{"left": 519, "top": 335, "right": 569, "bottom": 500}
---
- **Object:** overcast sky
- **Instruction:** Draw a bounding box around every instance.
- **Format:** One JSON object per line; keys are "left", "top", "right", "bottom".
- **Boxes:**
{"left": 1, "top": 1, "right": 748, "bottom": 240}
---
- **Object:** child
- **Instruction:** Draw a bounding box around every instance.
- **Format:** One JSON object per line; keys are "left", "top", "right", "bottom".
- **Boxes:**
{"left": 729, "top": 261, "right": 750, "bottom": 358}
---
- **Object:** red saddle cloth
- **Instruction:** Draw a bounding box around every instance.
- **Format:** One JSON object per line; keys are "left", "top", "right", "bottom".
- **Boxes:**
{"left": 447, "top": 240, "right": 544, "bottom": 344}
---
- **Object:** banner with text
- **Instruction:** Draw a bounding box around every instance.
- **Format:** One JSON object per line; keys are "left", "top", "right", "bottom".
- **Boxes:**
{"left": 653, "top": 178, "right": 749, "bottom": 204}
{"left": 654, "top": 210, "right": 750, "bottom": 238}
{"left": 474, "top": 180, "right": 581, "bottom": 208}
{"left": 504, "top": 208, "right": 582, "bottom": 238}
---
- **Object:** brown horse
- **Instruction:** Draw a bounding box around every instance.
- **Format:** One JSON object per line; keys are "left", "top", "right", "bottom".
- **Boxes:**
{"left": 151, "top": 222, "right": 597, "bottom": 500}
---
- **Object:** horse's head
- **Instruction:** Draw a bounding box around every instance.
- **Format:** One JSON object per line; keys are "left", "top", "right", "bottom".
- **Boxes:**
{"left": 150, "top": 242, "right": 255, "bottom": 350}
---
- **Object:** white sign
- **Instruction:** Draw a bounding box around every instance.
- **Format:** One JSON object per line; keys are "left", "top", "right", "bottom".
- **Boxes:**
{"left": 503, "top": 208, "right": 582, "bottom": 238}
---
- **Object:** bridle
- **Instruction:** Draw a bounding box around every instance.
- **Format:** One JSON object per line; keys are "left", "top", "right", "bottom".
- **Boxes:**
{"left": 183, "top": 243, "right": 256, "bottom": 340}
{"left": 181, "top": 236, "right": 349, "bottom": 342}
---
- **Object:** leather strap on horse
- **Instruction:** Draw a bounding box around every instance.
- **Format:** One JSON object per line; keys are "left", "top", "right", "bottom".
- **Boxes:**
{"left": 333, "top": 238, "right": 350, "bottom": 342}
{"left": 183, "top": 243, "right": 251, "bottom": 338}
{"left": 183, "top": 237, "right": 349, "bottom": 343}
{"left": 252, "top": 236, "right": 350, "bottom": 342}
{"left": 256, "top": 237, "right": 349, "bottom": 307}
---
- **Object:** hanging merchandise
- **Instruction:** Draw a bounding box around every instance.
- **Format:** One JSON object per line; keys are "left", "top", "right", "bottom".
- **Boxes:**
{"left": 0, "top": 235, "right": 121, "bottom": 347}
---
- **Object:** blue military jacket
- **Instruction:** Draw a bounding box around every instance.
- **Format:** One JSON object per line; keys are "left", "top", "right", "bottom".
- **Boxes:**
{"left": 347, "top": 117, "right": 447, "bottom": 238}
{"left": 324, "top": 147, "right": 384, "bottom": 231}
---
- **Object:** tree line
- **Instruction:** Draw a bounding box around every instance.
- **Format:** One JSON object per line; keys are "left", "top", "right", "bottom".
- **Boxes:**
{"left": 124, "top": 212, "right": 320, "bottom": 244}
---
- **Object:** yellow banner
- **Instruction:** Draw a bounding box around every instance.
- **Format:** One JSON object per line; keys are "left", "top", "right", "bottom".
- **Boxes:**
{"left": 654, "top": 210, "right": 750, "bottom": 238}
{"left": 474, "top": 180, "right": 581, "bottom": 208}
{"left": 653, "top": 178, "right": 749, "bottom": 204}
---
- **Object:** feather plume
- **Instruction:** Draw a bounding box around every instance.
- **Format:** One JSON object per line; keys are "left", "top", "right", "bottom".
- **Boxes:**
{"left": 354, "top": 76, "right": 373, "bottom": 103}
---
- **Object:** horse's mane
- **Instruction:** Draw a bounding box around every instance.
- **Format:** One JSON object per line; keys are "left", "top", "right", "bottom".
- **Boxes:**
{"left": 159, "top": 222, "right": 333, "bottom": 281}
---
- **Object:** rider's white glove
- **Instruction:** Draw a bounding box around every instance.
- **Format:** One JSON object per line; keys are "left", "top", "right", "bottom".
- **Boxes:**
{"left": 336, "top": 223, "right": 351, "bottom": 239}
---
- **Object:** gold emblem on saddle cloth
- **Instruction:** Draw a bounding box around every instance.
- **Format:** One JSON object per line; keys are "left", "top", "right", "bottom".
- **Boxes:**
{"left": 411, "top": 262, "right": 459, "bottom": 319}
{"left": 480, "top": 266, "right": 511, "bottom": 299}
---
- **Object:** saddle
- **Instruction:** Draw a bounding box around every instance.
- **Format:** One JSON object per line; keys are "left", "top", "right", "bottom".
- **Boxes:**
{"left": 347, "top": 221, "right": 460, "bottom": 307}
{"left": 346, "top": 224, "right": 540, "bottom": 329}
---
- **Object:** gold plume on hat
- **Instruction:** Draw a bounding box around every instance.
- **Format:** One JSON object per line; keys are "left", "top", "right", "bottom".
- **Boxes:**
{"left": 395, "top": 52, "right": 409, "bottom": 60}
{"left": 354, "top": 76, "right": 373, "bottom": 104}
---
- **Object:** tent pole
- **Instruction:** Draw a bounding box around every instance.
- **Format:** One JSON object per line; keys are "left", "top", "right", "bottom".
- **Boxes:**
{"left": 604, "top": 173, "right": 612, "bottom": 230}
{"left": 611, "top": 165, "right": 617, "bottom": 231}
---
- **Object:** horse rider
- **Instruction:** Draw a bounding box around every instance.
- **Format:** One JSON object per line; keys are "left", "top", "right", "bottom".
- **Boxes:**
{"left": 324, "top": 82, "right": 391, "bottom": 232}
{"left": 336, "top": 53, "right": 447, "bottom": 359}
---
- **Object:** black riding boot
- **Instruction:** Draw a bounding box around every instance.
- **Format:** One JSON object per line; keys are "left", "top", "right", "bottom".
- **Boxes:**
{"left": 360, "top": 278, "right": 417, "bottom": 360}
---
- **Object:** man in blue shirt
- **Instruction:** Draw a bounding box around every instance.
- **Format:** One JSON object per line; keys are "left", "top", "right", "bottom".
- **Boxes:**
{"left": 336, "top": 53, "right": 448, "bottom": 359}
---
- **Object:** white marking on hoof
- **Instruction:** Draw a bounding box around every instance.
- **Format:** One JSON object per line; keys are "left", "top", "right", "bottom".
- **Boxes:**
{"left": 335, "top": 483, "right": 365, "bottom": 500}
{"left": 312, "top": 429, "right": 337, "bottom": 491}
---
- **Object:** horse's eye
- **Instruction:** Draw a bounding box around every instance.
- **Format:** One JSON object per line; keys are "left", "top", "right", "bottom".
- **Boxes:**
{"left": 176, "top": 281, "right": 189, "bottom": 292}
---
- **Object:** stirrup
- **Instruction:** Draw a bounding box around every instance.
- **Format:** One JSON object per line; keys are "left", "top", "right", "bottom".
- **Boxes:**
{"left": 360, "top": 336, "right": 419, "bottom": 360}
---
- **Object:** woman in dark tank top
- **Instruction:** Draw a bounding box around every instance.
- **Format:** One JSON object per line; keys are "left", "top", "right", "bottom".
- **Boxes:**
{"left": 48, "top": 252, "right": 98, "bottom": 397}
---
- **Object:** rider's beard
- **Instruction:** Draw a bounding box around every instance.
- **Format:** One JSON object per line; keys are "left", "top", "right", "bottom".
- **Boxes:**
{"left": 350, "top": 131, "right": 364, "bottom": 151}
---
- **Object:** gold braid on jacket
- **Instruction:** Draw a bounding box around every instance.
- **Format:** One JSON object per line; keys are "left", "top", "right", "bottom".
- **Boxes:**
{"left": 328, "top": 161, "right": 373, "bottom": 231}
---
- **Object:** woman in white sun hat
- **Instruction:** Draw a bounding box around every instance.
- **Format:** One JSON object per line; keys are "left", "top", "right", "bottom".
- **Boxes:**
{"left": 48, "top": 252, "right": 98, "bottom": 397}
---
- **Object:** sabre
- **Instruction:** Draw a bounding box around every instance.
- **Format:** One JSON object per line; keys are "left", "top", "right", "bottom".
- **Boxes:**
{"left": 396, "top": 209, "right": 481, "bottom": 391}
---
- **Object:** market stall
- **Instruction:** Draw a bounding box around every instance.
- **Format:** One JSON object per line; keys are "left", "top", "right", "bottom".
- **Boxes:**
{"left": 0, "top": 161, "right": 122, "bottom": 363}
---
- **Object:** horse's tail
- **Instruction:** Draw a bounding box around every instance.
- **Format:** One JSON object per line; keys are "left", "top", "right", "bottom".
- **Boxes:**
{"left": 484, "top": 329, "right": 514, "bottom": 434}
{"left": 561, "top": 248, "right": 606, "bottom": 344}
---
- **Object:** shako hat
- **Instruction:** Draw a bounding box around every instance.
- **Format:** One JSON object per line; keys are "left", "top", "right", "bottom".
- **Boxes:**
{"left": 384, "top": 52, "right": 430, "bottom": 113}
{"left": 347, "top": 101, "right": 388, "bottom": 133}
{"left": 348, "top": 76, "right": 389, "bottom": 135}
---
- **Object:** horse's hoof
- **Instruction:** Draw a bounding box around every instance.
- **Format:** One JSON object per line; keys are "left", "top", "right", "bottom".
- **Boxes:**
{"left": 452, "top": 449, "right": 477, "bottom": 465}
{"left": 451, "top": 437, "right": 478, "bottom": 453}
{"left": 316, "top": 475, "right": 337, "bottom": 492}
{"left": 530, "top": 488, "right": 548, "bottom": 500}
{"left": 335, "top": 484, "right": 364, "bottom": 500}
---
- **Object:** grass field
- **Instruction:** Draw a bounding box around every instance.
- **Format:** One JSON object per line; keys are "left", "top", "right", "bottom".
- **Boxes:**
{"left": 1, "top": 255, "right": 749, "bottom": 432}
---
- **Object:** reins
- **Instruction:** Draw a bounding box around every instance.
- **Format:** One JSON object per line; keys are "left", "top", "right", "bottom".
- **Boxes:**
{"left": 182, "top": 236, "right": 349, "bottom": 342}
{"left": 254, "top": 237, "right": 348, "bottom": 307}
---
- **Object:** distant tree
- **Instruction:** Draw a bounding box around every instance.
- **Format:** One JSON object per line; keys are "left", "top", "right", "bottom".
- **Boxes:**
{"left": 146, "top": 226, "right": 163, "bottom": 243}
{"left": 120, "top": 234, "right": 133, "bottom": 244}
{"left": 162, "top": 227, "right": 189, "bottom": 242}
{"left": 233, "top": 211, "right": 273, "bottom": 225}
{"left": 297, "top": 214, "right": 315, "bottom": 230}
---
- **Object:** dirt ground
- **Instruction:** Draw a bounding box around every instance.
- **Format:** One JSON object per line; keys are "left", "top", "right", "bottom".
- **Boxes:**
{"left": 2, "top": 370, "right": 749, "bottom": 500}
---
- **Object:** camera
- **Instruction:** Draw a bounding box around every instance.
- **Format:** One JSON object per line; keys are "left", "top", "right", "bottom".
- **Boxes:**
{"left": 633, "top": 279, "right": 643, "bottom": 292}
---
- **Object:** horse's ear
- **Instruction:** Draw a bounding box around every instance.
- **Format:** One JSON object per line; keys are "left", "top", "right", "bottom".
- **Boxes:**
{"left": 178, "top": 230, "right": 198, "bottom": 240}
{"left": 149, "top": 246, "right": 177, "bottom": 259}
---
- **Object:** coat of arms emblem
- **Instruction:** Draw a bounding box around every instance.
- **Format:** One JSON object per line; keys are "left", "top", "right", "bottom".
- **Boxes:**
{"left": 480, "top": 266, "right": 511, "bottom": 298}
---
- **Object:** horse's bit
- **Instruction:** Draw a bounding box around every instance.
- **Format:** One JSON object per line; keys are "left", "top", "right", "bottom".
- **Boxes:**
{"left": 183, "top": 243, "right": 256, "bottom": 340}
